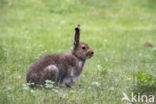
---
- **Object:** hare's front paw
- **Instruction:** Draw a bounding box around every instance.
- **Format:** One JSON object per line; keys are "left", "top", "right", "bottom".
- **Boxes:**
{"left": 65, "top": 81, "right": 79, "bottom": 88}
{"left": 72, "top": 83, "right": 79, "bottom": 88}
{"left": 71, "top": 82, "right": 79, "bottom": 88}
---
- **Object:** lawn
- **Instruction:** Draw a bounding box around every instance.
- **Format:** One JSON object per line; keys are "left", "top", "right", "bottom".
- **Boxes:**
{"left": 0, "top": 0, "right": 156, "bottom": 104}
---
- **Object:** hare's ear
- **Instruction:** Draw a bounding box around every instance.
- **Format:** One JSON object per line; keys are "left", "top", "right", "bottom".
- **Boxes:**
{"left": 73, "top": 25, "right": 80, "bottom": 49}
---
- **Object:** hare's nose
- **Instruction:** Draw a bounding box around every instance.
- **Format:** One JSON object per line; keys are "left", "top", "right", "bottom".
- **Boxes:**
{"left": 90, "top": 50, "right": 94, "bottom": 55}
{"left": 91, "top": 51, "right": 94, "bottom": 55}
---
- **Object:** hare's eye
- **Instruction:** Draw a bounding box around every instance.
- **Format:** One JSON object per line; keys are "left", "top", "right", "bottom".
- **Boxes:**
{"left": 82, "top": 46, "right": 86, "bottom": 50}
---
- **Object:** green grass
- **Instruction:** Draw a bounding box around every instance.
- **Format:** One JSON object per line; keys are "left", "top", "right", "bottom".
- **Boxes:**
{"left": 0, "top": 0, "right": 156, "bottom": 104}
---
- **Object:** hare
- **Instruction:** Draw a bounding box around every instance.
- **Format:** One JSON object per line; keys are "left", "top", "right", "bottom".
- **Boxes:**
{"left": 26, "top": 25, "right": 94, "bottom": 88}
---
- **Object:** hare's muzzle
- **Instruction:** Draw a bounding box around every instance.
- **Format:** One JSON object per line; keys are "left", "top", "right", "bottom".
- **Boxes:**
{"left": 87, "top": 49, "right": 94, "bottom": 58}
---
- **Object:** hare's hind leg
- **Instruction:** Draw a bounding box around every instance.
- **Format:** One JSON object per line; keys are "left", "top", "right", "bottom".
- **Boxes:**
{"left": 41, "top": 65, "right": 59, "bottom": 84}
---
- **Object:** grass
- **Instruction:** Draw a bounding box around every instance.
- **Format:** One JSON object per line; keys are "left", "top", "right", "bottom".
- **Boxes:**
{"left": 0, "top": 0, "right": 156, "bottom": 104}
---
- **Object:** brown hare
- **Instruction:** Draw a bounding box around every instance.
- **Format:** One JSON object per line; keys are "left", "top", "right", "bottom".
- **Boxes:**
{"left": 26, "top": 25, "right": 94, "bottom": 88}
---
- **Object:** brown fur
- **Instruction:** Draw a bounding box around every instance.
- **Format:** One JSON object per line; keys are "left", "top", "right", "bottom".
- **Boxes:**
{"left": 26, "top": 25, "right": 94, "bottom": 88}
